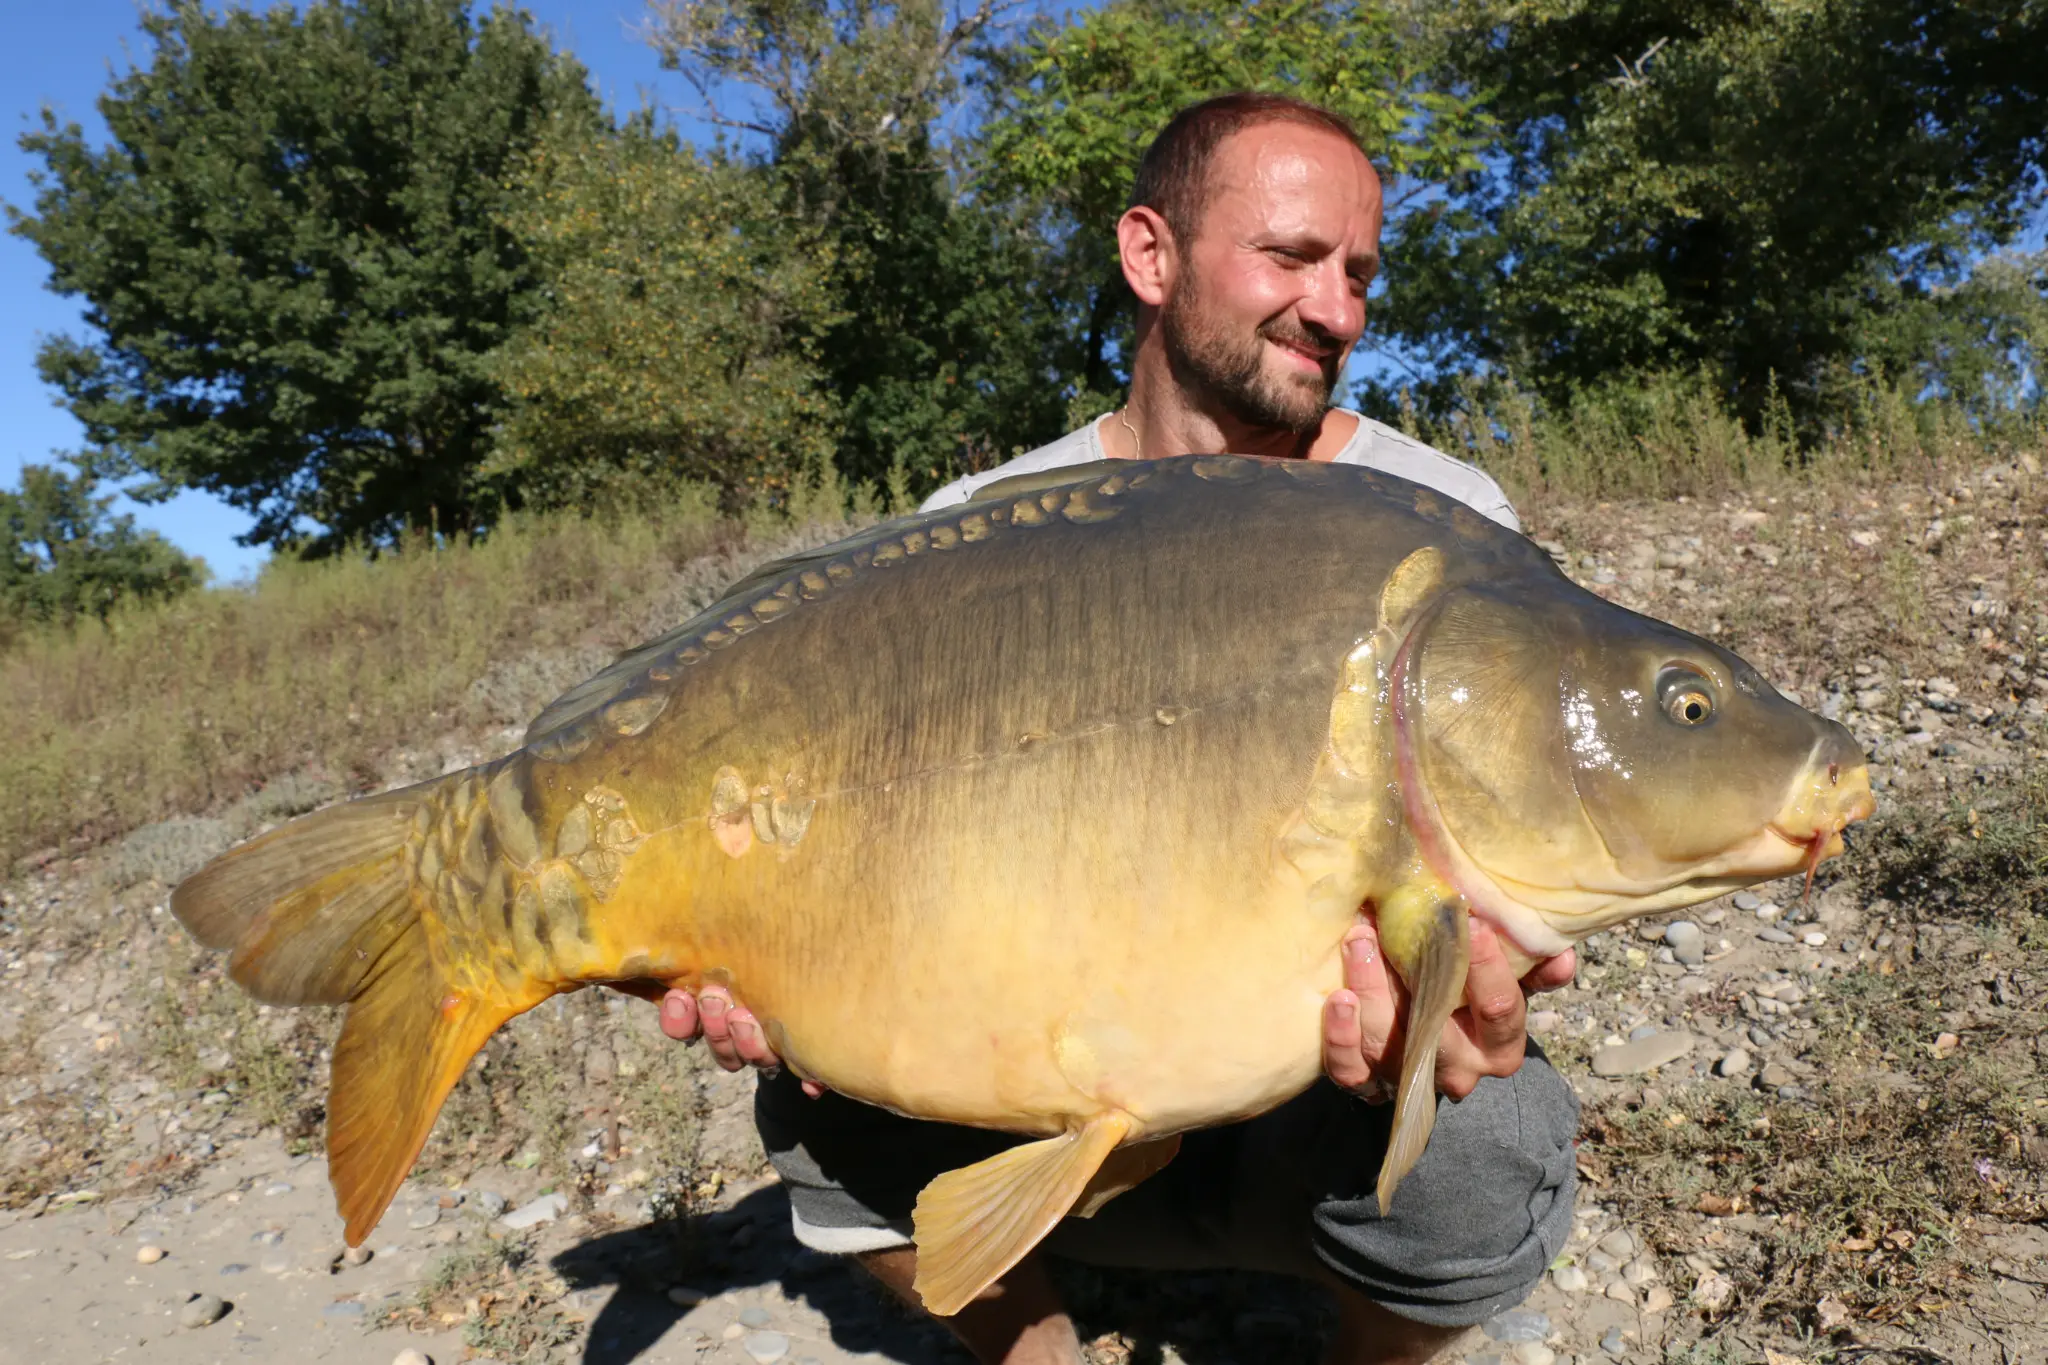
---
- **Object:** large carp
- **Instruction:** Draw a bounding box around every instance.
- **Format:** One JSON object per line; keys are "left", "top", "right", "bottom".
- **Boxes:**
{"left": 174, "top": 455, "right": 1873, "bottom": 1315}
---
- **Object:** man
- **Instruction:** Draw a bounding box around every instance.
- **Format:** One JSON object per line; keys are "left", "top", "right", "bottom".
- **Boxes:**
{"left": 660, "top": 93, "right": 1579, "bottom": 1365}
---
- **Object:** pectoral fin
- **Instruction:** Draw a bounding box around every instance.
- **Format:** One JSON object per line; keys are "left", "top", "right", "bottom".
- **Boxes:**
{"left": 911, "top": 1111, "right": 1133, "bottom": 1316}
{"left": 1073, "top": 1133, "right": 1181, "bottom": 1219}
{"left": 1374, "top": 879, "right": 1470, "bottom": 1213}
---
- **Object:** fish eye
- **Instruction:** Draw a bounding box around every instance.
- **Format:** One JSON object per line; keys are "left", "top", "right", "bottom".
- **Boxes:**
{"left": 1658, "top": 667, "right": 1716, "bottom": 726}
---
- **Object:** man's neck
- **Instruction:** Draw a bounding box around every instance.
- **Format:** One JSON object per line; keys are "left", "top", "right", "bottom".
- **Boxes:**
{"left": 1104, "top": 344, "right": 1356, "bottom": 463}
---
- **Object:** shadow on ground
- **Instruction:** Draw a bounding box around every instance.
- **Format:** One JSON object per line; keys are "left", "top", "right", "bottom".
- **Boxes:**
{"left": 553, "top": 1184, "right": 1338, "bottom": 1364}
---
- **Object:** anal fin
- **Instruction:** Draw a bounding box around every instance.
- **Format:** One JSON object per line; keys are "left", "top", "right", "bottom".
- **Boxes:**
{"left": 912, "top": 1111, "right": 1133, "bottom": 1316}
{"left": 1374, "top": 879, "right": 1469, "bottom": 1214}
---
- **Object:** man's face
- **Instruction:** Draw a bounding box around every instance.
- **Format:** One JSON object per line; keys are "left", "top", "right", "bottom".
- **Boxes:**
{"left": 1159, "top": 123, "right": 1384, "bottom": 433}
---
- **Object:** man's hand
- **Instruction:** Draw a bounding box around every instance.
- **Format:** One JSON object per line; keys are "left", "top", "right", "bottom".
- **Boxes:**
{"left": 658, "top": 986, "right": 826, "bottom": 1098}
{"left": 1322, "top": 918, "right": 1574, "bottom": 1101}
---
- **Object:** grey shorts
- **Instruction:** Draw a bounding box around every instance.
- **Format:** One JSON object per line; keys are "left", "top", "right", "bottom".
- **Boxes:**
{"left": 754, "top": 1042, "right": 1579, "bottom": 1328}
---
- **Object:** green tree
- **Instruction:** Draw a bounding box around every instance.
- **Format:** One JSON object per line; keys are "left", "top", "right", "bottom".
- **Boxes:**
{"left": 9, "top": 0, "right": 600, "bottom": 553}
{"left": 488, "top": 116, "right": 843, "bottom": 507}
{"left": 1377, "top": 0, "right": 2048, "bottom": 424}
{"left": 648, "top": 0, "right": 1080, "bottom": 491}
{"left": 1, "top": 464, "right": 206, "bottom": 635}
{"left": 975, "top": 0, "right": 1498, "bottom": 398}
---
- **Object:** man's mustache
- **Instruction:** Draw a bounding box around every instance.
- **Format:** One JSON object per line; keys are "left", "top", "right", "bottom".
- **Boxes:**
{"left": 1260, "top": 320, "right": 1342, "bottom": 375}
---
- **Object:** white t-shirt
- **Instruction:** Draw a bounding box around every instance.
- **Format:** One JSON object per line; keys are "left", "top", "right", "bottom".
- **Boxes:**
{"left": 918, "top": 408, "right": 1520, "bottom": 531}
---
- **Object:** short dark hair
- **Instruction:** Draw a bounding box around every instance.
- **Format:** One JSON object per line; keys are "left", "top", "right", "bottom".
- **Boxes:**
{"left": 1130, "top": 92, "right": 1367, "bottom": 245}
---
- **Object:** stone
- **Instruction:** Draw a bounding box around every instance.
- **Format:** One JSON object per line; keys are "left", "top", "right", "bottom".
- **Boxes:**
{"left": 1759, "top": 928, "right": 1796, "bottom": 944}
{"left": 500, "top": 1192, "right": 569, "bottom": 1229}
{"left": 1802, "top": 931, "right": 1828, "bottom": 946}
{"left": 1622, "top": 1256, "right": 1657, "bottom": 1285}
{"left": 1550, "top": 1264, "right": 1588, "bottom": 1293}
{"left": 473, "top": 1191, "right": 508, "bottom": 1218}
{"left": 1717, "top": 1048, "right": 1753, "bottom": 1077}
{"left": 1663, "top": 921, "right": 1705, "bottom": 965}
{"left": 1512, "top": 1347, "right": 1556, "bottom": 1365}
{"left": 322, "top": 1300, "right": 367, "bottom": 1321}
{"left": 1597, "top": 1229, "right": 1637, "bottom": 1259}
{"left": 260, "top": 1249, "right": 292, "bottom": 1274}
{"left": 1642, "top": 1285, "right": 1675, "bottom": 1313}
{"left": 407, "top": 1205, "right": 440, "bottom": 1231}
{"left": 1759, "top": 1062, "right": 1795, "bottom": 1089}
{"left": 1603, "top": 1279, "right": 1634, "bottom": 1304}
{"left": 262, "top": 1182, "right": 293, "bottom": 1197}
{"left": 668, "top": 1285, "right": 710, "bottom": 1306}
{"left": 742, "top": 1331, "right": 791, "bottom": 1363}
{"left": 1601, "top": 1328, "right": 1628, "bottom": 1358}
{"left": 392, "top": 1352, "right": 433, "bottom": 1365}
{"left": 180, "top": 1293, "right": 229, "bottom": 1329}
{"left": 1482, "top": 1308, "right": 1551, "bottom": 1343}
{"left": 1733, "top": 891, "right": 1761, "bottom": 911}
{"left": 1692, "top": 1270, "right": 1736, "bottom": 1310}
{"left": 739, "top": 1307, "right": 773, "bottom": 1328}
{"left": 1590, "top": 1031, "right": 1695, "bottom": 1077}
{"left": 136, "top": 1244, "right": 166, "bottom": 1264}
{"left": 1528, "top": 1010, "right": 1562, "bottom": 1034}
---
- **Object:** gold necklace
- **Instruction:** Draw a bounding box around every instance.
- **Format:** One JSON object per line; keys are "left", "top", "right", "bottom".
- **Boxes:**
{"left": 1116, "top": 406, "right": 1141, "bottom": 460}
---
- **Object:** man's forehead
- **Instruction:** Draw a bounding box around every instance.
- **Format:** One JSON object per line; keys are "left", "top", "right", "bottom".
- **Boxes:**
{"left": 1202, "top": 123, "right": 1382, "bottom": 230}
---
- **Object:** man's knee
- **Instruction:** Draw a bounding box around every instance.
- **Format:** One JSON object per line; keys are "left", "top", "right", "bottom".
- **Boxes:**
{"left": 1309, "top": 1043, "right": 1579, "bottom": 1328}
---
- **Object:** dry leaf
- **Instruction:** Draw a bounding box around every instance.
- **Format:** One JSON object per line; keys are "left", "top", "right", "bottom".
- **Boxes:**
{"left": 1838, "top": 1236, "right": 1875, "bottom": 1251}
{"left": 1765, "top": 1352, "right": 1809, "bottom": 1365}
{"left": 1696, "top": 1192, "right": 1741, "bottom": 1216}
{"left": 1817, "top": 1294, "right": 1852, "bottom": 1330}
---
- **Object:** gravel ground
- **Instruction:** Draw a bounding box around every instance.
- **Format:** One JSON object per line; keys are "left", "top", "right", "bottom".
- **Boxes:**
{"left": 2, "top": 455, "right": 2044, "bottom": 1364}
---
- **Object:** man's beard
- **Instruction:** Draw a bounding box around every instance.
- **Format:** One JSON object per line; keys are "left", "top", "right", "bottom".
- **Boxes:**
{"left": 1160, "top": 279, "right": 1339, "bottom": 435}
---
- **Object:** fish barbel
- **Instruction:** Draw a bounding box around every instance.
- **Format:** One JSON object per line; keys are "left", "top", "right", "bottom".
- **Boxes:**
{"left": 173, "top": 455, "right": 1874, "bottom": 1315}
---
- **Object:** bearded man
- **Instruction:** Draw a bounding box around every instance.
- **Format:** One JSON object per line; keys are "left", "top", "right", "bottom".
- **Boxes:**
{"left": 664, "top": 93, "right": 1580, "bottom": 1365}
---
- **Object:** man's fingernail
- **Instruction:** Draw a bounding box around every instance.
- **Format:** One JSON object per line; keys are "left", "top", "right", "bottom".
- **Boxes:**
{"left": 1333, "top": 998, "right": 1356, "bottom": 1022}
{"left": 700, "top": 994, "right": 726, "bottom": 1015}
{"left": 1346, "top": 934, "right": 1377, "bottom": 966}
{"left": 732, "top": 1020, "right": 757, "bottom": 1041}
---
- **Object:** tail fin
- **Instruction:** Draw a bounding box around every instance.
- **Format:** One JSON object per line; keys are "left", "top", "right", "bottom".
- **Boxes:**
{"left": 172, "top": 776, "right": 528, "bottom": 1245}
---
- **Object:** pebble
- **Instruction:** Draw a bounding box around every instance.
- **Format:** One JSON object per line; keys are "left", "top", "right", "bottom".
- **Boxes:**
{"left": 260, "top": 1248, "right": 292, "bottom": 1274}
{"left": 1759, "top": 1062, "right": 1794, "bottom": 1089}
{"left": 1528, "top": 1009, "right": 1561, "bottom": 1034}
{"left": 1642, "top": 1285, "right": 1675, "bottom": 1313}
{"left": 1601, "top": 1327, "right": 1628, "bottom": 1357}
{"left": 392, "top": 1352, "right": 433, "bottom": 1365}
{"left": 1482, "top": 1308, "right": 1551, "bottom": 1343}
{"left": 1663, "top": 921, "right": 1704, "bottom": 964}
{"left": 1590, "top": 1030, "right": 1694, "bottom": 1077}
{"left": 262, "top": 1182, "right": 292, "bottom": 1197}
{"left": 1512, "top": 1347, "right": 1556, "bottom": 1365}
{"left": 1717, "top": 1048, "right": 1753, "bottom": 1077}
{"left": 1597, "top": 1229, "right": 1637, "bottom": 1259}
{"left": 500, "top": 1192, "right": 569, "bottom": 1229}
{"left": 1732, "top": 891, "right": 1761, "bottom": 911}
{"left": 667, "top": 1285, "right": 710, "bottom": 1306}
{"left": 407, "top": 1205, "right": 440, "bottom": 1231}
{"left": 219, "top": 1262, "right": 249, "bottom": 1275}
{"left": 1603, "top": 1279, "right": 1634, "bottom": 1304}
{"left": 180, "top": 1293, "right": 229, "bottom": 1329}
{"left": 1803, "top": 931, "right": 1828, "bottom": 946}
{"left": 322, "top": 1300, "right": 367, "bottom": 1321}
{"left": 1759, "top": 928, "right": 1796, "bottom": 944}
{"left": 473, "top": 1191, "right": 508, "bottom": 1218}
{"left": 1622, "top": 1255, "right": 1657, "bottom": 1285}
{"left": 1550, "top": 1264, "right": 1588, "bottom": 1293}
{"left": 739, "top": 1307, "right": 773, "bottom": 1328}
{"left": 136, "top": 1244, "right": 166, "bottom": 1264}
{"left": 1748, "top": 1025, "right": 1774, "bottom": 1048}
{"left": 742, "top": 1331, "right": 791, "bottom": 1363}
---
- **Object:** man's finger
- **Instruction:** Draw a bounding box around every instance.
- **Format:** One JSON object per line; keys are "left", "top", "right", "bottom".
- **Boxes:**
{"left": 1521, "top": 948, "right": 1577, "bottom": 994}
{"left": 1325, "top": 925, "right": 1397, "bottom": 1101}
{"left": 725, "top": 1008, "right": 782, "bottom": 1068}
{"left": 659, "top": 989, "right": 700, "bottom": 1043}
{"left": 1322, "top": 989, "right": 1374, "bottom": 1091}
{"left": 698, "top": 987, "right": 745, "bottom": 1072}
{"left": 1433, "top": 920, "right": 1527, "bottom": 1098}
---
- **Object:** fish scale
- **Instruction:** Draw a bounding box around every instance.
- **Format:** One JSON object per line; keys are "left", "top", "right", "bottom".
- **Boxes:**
{"left": 171, "top": 454, "right": 1872, "bottom": 1319}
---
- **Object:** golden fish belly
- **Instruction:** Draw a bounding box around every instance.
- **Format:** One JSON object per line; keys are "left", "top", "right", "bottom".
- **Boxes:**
{"left": 580, "top": 677, "right": 1355, "bottom": 1140}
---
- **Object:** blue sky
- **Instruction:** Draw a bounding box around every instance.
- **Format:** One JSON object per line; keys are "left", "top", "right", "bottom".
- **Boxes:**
{"left": 0, "top": 0, "right": 776, "bottom": 582}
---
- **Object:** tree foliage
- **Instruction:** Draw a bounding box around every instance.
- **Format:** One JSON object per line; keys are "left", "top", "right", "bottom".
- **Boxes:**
{"left": 1, "top": 465, "right": 205, "bottom": 636}
{"left": 8, "top": 0, "right": 600, "bottom": 552}
{"left": 488, "top": 117, "right": 842, "bottom": 508}
{"left": 649, "top": 0, "right": 1078, "bottom": 490}
{"left": 1377, "top": 0, "right": 2048, "bottom": 423}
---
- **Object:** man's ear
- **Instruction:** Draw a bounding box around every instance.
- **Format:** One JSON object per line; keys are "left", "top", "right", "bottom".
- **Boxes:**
{"left": 1117, "top": 205, "right": 1176, "bottom": 309}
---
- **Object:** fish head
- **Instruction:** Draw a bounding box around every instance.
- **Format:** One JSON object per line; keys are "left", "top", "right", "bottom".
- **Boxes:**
{"left": 1396, "top": 579, "right": 1875, "bottom": 951}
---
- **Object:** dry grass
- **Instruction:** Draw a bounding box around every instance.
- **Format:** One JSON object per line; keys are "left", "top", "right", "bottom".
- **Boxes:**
{"left": 0, "top": 471, "right": 874, "bottom": 874}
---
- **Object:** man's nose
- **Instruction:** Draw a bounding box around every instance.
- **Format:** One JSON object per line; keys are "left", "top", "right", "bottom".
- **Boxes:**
{"left": 1296, "top": 260, "right": 1365, "bottom": 344}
